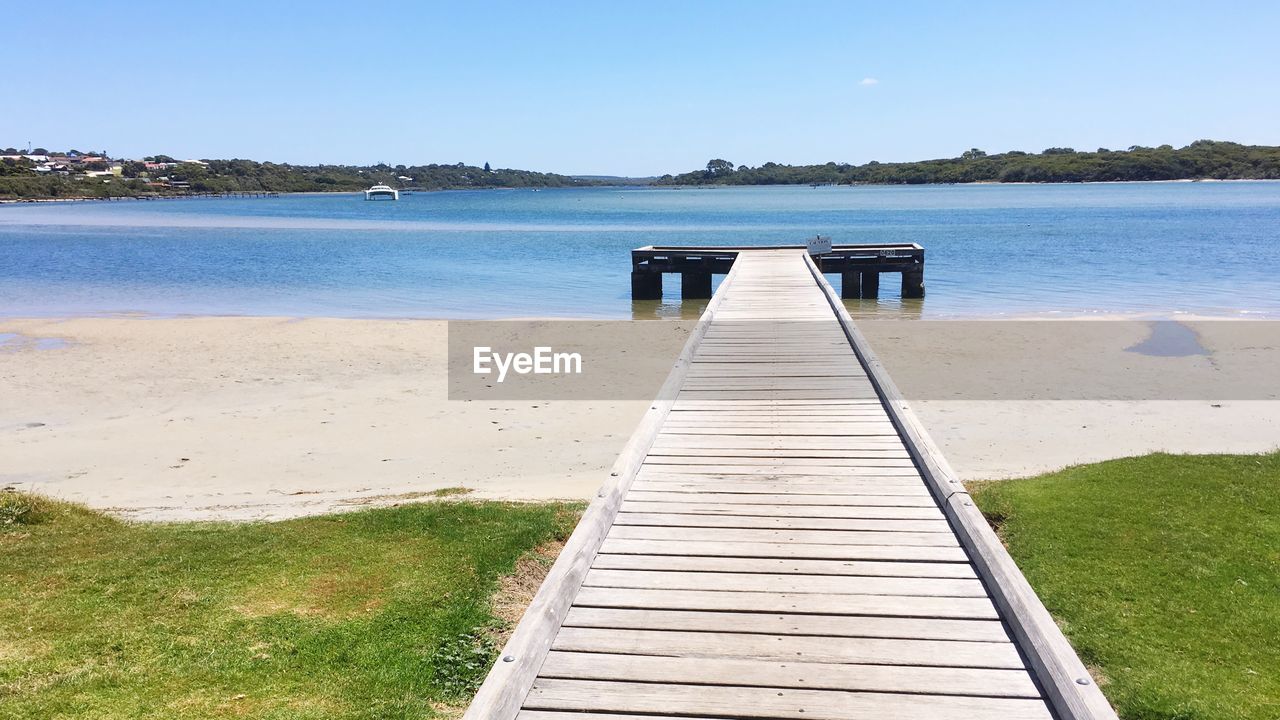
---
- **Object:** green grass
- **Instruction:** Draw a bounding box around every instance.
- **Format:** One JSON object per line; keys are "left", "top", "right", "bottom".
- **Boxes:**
{"left": 0, "top": 492, "right": 581, "bottom": 720}
{"left": 971, "top": 452, "right": 1280, "bottom": 720}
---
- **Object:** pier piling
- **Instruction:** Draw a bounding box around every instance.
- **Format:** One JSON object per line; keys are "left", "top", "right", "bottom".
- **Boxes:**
{"left": 902, "top": 269, "right": 925, "bottom": 298}
{"left": 860, "top": 271, "right": 880, "bottom": 299}
{"left": 680, "top": 272, "right": 713, "bottom": 299}
{"left": 631, "top": 271, "right": 663, "bottom": 300}
{"left": 840, "top": 271, "right": 861, "bottom": 299}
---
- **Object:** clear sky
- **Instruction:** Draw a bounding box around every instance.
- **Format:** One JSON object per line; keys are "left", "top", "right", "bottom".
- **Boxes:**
{"left": 4, "top": 1, "right": 1278, "bottom": 176}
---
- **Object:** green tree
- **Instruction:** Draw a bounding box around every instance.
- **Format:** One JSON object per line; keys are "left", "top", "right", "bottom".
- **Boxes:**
{"left": 704, "top": 159, "right": 735, "bottom": 176}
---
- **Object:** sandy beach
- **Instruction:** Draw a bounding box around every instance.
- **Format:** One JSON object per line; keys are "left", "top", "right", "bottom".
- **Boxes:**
{"left": 2, "top": 315, "right": 1277, "bottom": 521}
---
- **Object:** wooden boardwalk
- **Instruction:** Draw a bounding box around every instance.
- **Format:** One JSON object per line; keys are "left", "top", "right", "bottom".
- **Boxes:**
{"left": 466, "top": 250, "right": 1117, "bottom": 720}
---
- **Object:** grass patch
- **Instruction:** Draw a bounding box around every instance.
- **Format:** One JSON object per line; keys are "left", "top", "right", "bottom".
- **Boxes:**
{"left": 426, "top": 488, "right": 473, "bottom": 498}
{"left": 971, "top": 452, "right": 1280, "bottom": 720}
{"left": 0, "top": 491, "right": 79, "bottom": 527}
{"left": 0, "top": 492, "right": 581, "bottom": 720}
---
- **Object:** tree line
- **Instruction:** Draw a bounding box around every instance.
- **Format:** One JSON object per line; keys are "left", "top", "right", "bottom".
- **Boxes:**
{"left": 655, "top": 141, "right": 1280, "bottom": 186}
{"left": 4, "top": 140, "right": 1280, "bottom": 200}
{"left": 0, "top": 157, "right": 595, "bottom": 200}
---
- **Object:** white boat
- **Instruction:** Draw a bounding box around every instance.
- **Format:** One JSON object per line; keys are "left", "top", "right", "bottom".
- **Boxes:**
{"left": 364, "top": 184, "right": 399, "bottom": 201}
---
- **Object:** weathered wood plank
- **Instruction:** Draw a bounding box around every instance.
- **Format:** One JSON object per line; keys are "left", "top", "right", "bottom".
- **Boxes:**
{"left": 655, "top": 421, "right": 895, "bottom": 431}
{"left": 599, "top": 537, "right": 969, "bottom": 562}
{"left": 613, "top": 512, "right": 949, "bottom": 532}
{"left": 619, "top": 499, "right": 945, "bottom": 519}
{"left": 671, "top": 400, "right": 886, "bottom": 409}
{"left": 648, "top": 446, "right": 912, "bottom": 459}
{"left": 572, "top": 587, "right": 998, "bottom": 619}
{"left": 652, "top": 436, "right": 907, "bottom": 449}
{"left": 676, "top": 390, "right": 883, "bottom": 400}
{"left": 606, "top": 525, "right": 960, "bottom": 547}
{"left": 522, "top": 679, "right": 1055, "bottom": 720}
{"left": 552, "top": 627, "right": 1019, "bottom": 666}
{"left": 635, "top": 465, "right": 921, "bottom": 476}
{"left": 633, "top": 472, "right": 925, "bottom": 486}
{"left": 539, "top": 651, "right": 1042, "bottom": 698}
{"left": 679, "top": 379, "right": 872, "bottom": 387}
{"left": 665, "top": 412, "right": 896, "bottom": 417}
{"left": 582, "top": 569, "right": 987, "bottom": 597}
{"left": 641, "top": 455, "right": 918, "bottom": 467}
{"left": 629, "top": 481, "right": 930, "bottom": 496}
{"left": 589, "top": 553, "right": 976, "bottom": 577}
{"left": 624, "top": 490, "right": 939, "bottom": 506}
{"left": 561, "top": 606, "right": 1008, "bottom": 642}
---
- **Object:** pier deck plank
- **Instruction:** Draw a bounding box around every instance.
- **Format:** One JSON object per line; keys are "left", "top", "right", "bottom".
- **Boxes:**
{"left": 465, "top": 250, "right": 1115, "bottom": 720}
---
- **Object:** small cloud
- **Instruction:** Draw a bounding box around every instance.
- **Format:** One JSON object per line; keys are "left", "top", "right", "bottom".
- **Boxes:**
{"left": 859, "top": 78, "right": 879, "bottom": 86}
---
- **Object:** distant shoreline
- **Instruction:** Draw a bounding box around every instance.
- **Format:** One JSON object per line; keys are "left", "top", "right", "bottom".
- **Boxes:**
{"left": 6, "top": 139, "right": 1277, "bottom": 201}
{"left": 4, "top": 177, "right": 1279, "bottom": 204}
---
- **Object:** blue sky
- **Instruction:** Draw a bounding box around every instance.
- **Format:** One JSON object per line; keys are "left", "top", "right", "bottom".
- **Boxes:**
{"left": 4, "top": 1, "right": 1278, "bottom": 175}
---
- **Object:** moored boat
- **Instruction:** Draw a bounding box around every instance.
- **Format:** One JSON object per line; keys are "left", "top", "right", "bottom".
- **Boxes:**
{"left": 364, "top": 184, "right": 399, "bottom": 200}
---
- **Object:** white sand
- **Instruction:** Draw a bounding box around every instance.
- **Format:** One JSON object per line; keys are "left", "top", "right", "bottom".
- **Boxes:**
{"left": 857, "top": 318, "right": 1280, "bottom": 478}
{"left": 2, "top": 316, "right": 1276, "bottom": 521}
{"left": 1, "top": 318, "right": 669, "bottom": 520}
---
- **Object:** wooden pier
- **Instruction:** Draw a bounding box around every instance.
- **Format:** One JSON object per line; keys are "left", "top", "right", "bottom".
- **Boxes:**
{"left": 632, "top": 243, "right": 925, "bottom": 300}
{"left": 465, "top": 249, "right": 1116, "bottom": 720}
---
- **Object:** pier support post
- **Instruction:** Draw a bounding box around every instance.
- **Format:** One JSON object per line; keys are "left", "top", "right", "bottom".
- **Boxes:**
{"left": 841, "top": 271, "right": 861, "bottom": 299}
{"left": 631, "top": 271, "right": 663, "bottom": 300}
{"left": 902, "top": 269, "right": 925, "bottom": 299}
{"left": 681, "top": 272, "right": 713, "bottom": 299}
{"left": 860, "top": 272, "right": 880, "bottom": 299}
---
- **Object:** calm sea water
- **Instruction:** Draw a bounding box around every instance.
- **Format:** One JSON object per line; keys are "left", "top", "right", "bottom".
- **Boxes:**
{"left": 1, "top": 182, "right": 1278, "bottom": 319}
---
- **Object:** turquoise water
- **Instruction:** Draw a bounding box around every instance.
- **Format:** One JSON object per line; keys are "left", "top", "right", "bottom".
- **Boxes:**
{"left": 1, "top": 182, "right": 1278, "bottom": 318}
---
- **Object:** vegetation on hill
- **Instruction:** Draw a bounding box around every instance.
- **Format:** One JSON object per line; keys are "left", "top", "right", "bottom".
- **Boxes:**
{"left": 158, "top": 160, "right": 591, "bottom": 193}
{"left": 0, "top": 156, "right": 594, "bottom": 200}
{"left": 657, "top": 140, "right": 1280, "bottom": 186}
{"left": 0, "top": 491, "right": 581, "bottom": 719}
{"left": 970, "top": 452, "right": 1280, "bottom": 720}
{"left": 4, "top": 139, "right": 1280, "bottom": 200}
